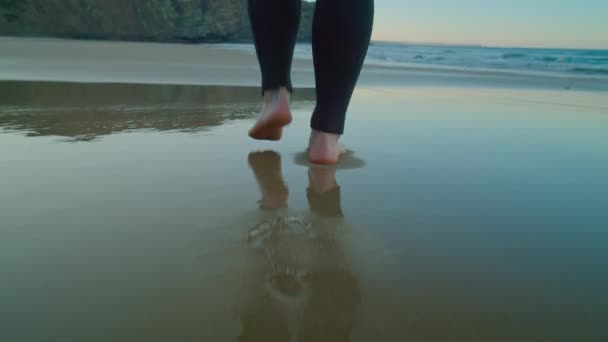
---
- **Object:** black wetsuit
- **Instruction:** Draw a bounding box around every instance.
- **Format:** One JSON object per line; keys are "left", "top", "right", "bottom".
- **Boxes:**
{"left": 248, "top": 0, "right": 374, "bottom": 134}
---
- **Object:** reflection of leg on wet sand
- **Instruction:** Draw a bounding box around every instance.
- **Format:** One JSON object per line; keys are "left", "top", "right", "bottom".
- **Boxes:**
{"left": 247, "top": 150, "right": 344, "bottom": 218}
{"left": 242, "top": 151, "right": 358, "bottom": 341}
{"left": 307, "top": 166, "right": 344, "bottom": 218}
{"left": 248, "top": 151, "right": 289, "bottom": 210}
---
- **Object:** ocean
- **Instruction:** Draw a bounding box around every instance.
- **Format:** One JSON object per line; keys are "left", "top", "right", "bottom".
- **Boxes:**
{"left": 220, "top": 42, "right": 608, "bottom": 79}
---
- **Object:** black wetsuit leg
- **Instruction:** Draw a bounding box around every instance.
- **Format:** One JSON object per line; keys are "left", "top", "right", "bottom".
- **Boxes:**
{"left": 248, "top": 0, "right": 374, "bottom": 134}
{"left": 248, "top": 0, "right": 301, "bottom": 93}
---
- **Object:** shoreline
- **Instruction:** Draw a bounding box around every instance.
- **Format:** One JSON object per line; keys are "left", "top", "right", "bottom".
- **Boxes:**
{"left": 1, "top": 37, "right": 607, "bottom": 92}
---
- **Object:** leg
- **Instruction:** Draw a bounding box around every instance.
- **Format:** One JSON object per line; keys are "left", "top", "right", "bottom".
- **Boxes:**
{"left": 248, "top": 0, "right": 301, "bottom": 141}
{"left": 309, "top": 0, "right": 374, "bottom": 163}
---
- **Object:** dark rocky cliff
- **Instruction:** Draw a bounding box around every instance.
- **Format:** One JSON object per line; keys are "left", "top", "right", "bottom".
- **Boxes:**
{"left": 0, "top": 0, "right": 315, "bottom": 43}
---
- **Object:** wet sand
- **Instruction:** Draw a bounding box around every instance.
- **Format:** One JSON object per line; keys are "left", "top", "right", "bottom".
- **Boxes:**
{"left": 1, "top": 81, "right": 608, "bottom": 341}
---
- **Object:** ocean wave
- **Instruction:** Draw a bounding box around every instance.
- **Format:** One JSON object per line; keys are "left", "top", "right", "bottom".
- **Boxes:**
{"left": 538, "top": 56, "right": 558, "bottom": 62}
{"left": 579, "top": 50, "right": 608, "bottom": 57}
{"left": 502, "top": 52, "right": 527, "bottom": 59}
{"left": 570, "top": 67, "right": 608, "bottom": 75}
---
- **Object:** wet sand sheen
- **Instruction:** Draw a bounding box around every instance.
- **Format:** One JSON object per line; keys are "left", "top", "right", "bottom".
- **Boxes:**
{"left": 1, "top": 82, "right": 608, "bottom": 341}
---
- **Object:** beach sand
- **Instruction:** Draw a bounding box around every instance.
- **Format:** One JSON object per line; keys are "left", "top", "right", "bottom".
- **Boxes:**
{"left": 2, "top": 37, "right": 608, "bottom": 91}
{"left": 1, "top": 38, "right": 608, "bottom": 341}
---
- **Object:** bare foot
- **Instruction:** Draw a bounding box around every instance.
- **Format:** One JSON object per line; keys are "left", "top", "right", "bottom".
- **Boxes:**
{"left": 308, "top": 130, "right": 348, "bottom": 165}
{"left": 249, "top": 87, "right": 293, "bottom": 141}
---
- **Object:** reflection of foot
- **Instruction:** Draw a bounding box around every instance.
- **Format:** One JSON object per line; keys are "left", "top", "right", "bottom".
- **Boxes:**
{"left": 248, "top": 151, "right": 289, "bottom": 210}
{"left": 308, "top": 166, "right": 338, "bottom": 193}
{"left": 307, "top": 166, "right": 344, "bottom": 218}
{"left": 308, "top": 130, "right": 348, "bottom": 165}
{"left": 249, "top": 87, "right": 292, "bottom": 141}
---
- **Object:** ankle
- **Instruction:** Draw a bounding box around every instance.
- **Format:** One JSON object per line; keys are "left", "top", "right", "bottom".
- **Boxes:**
{"left": 264, "top": 87, "right": 290, "bottom": 103}
{"left": 310, "top": 129, "right": 341, "bottom": 144}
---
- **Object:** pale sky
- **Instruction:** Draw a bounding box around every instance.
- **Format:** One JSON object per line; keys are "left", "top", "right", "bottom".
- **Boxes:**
{"left": 367, "top": 0, "right": 608, "bottom": 49}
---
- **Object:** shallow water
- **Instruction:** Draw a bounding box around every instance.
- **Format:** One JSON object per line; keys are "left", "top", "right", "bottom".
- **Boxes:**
{"left": 1, "top": 82, "right": 607, "bottom": 341}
